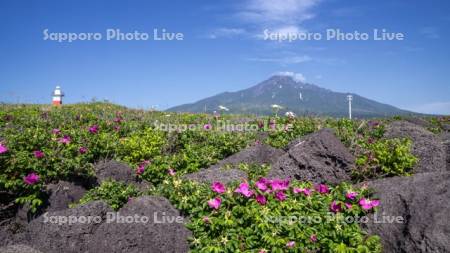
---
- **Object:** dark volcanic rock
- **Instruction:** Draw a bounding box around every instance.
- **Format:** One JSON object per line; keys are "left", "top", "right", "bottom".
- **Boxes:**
{"left": 95, "top": 160, "right": 137, "bottom": 184}
{"left": 23, "top": 201, "right": 112, "bottom": 253}
{"left": 0, "top": 191, "right": 17, "bottom": 222}
{"left": 94, "top": 160, "right": 150, "bottom": 191}
{"left": 15, "top": 196, "right": 190, "bottom": 252}
{"left": 88, "top": 196, "right": 191, "bottom": 253}
{"left": 15, "top": 181, "right": 87, "bottom": 225}
{"left": 403, "top": 117, "right": 433, "bottom": 129}
{"left": 185, "top": 143, "right": 285, "bottom": 184}
{"left": 363, "top": 172, "right": 450, "bottom": 253}
{"left": 385, "top": 121, "right": 446, "bottom": 173}
{"left": 45, "top": 181, "right": 87, "bottom": 212}
{"left": 184, "top": 167, "right": 247, "bottom": 185}
{"left": 441, "top": 132, "right": 450, "bottom": 171}
{"left": 0, "top": 244, "right": 43, "bottom": 253}
{"left": 211, "top": 143, "right": 285, "bottom": 169}
{"left": 0, "top": 220, "right": 27, "bottom": 247}
{"left": 268, "top": 128, "right": 355, "bottom": 184}
{"left": 0, "top": 191, "right": 25, "bottom": 247}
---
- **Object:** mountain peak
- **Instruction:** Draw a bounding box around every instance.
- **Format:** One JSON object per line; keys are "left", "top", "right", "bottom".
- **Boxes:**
{"left": 167, "top": 75, "right": 415, "bottom": 118}
{"left": 271, "top": 72, "right": 306, "bottom": 83}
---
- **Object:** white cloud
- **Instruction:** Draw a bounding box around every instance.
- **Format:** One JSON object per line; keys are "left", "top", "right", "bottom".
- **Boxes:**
{"left": 263, "top": 25, "right": 306, "bottom": 38}
{"left": 274, "top": 71, "right": 306, "bottom": 82}
{"left": 247, "top": 55, "right": 312, "bottom": 64}
{"left": 419, "top": 27, "right": 440, "bottom": 39}
{"left": 207, "top": 28, "right": 246, "bottom": 39}
{"left": 409, "top": 101, "right": 450, "bottom": 115}
{"left": 238, "top": 0, "right": 320, "bottom": 25}
{"left": 253, "top": 25, "right": 304, "bottom": 40}
{"left": 236, "top": 0, "right": 321, "bottom": 38}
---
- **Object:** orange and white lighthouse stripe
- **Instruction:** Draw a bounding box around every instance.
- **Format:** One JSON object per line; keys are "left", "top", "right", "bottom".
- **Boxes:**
{"left": 52, "top": 86, "right": 64, "bottom": 106}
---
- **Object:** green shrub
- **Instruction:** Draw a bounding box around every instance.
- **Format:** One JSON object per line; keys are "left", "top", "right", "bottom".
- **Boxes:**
{"left": 265, "top": 117, "right": 317, "bottom": 148}
{"left": 153, "top": 171, "right": 382, "bottom": 253}
{"left": 139, "top": 130, "right": 253, "bottom": 185}
{"left": 76, "top": 180, "right": 141, "bottom": 210}
{"left": 119, "top": 127, "right": 166, "bottom": 164}
{"left": 353, "top": 138, "right": 417, "bottom": 180}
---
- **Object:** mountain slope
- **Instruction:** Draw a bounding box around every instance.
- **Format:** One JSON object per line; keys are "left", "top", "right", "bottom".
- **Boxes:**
{"left": 167, "top": 75, "right": 416, "bottom": 117}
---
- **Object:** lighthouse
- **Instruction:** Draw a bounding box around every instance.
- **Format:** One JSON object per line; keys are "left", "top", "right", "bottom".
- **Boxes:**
{"left": 52, "top": 86, "right": 64, "bottom": 106}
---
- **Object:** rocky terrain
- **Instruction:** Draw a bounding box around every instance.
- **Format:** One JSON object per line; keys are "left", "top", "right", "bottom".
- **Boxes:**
{"left": 0, "top": 119, "right": 449, "bottom": 253}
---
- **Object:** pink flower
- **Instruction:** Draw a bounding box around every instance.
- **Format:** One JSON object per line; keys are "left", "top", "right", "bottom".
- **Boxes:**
{"left": 255, "top": 178, "right": 269, "bottom": 192}
{"left": 270, "top": 179, "right": 290, "bottom": 191}
{"left": 203, "top": 123, "right": 212, "bottom": 130}
{"left": 371, "top": 200, "right": 380, "bottom": 207}
{"left": 368, "top": 121, "right": 380, "bottom": 128}
{"left": 136, "top": 161, "right": 149, "bottom": 175}
{"left": 315, "top": 184, "right": 330, "bottom": 194}
{"left": 113, "top": 117, "right": 122, "bottom": 123}
{"left": 310, "top": 234, "right": 317, "bottom": 242}
{"left": 140, "top": 160, "right": 151, "bottom": 166}
{"left": 89, "top": 125, "right": 99, "bottom": 134}
{"left": 202, "top": 216, "right": 210, "bottom": 223}
{"left": 330, "top": 200, "right": 342, "bottom": 213}
{"left": 52, "top": 128, "right": 61, "bottom": 135}
{"left": 346, "top": 191, "right": 358, "bottom": 200}
{"left": 23, "top": 172, "right": 40, "bottom": 185}
{"left": 0, "top": 143, "right": 8, "bottom": 154}
{"left": 33, "top": 150, "right": 44, "bottom": 159}
{"left": 235, "top": 182, "right": 253, "bottom": 198}
{"left": 208, "top": 197, "right": 221, "bottom": 209}
{"left": 58, "top": 135, "right": 71, "bottom": 144}
{"left": 345, "top": 203, "right": 353, "bottom": 209}
{"left": 359, "top": 198, "right": 380, "bottom": 210}
{"left": 211, "top": 182, "right": 226, "bottom": 194}
{"left": 168, "top": 168, "right": 176, "bottom": 176}
{"left": 257, "top": 121, "right": 264, "bottom": 130}
{"left": 258, "top": 250, "right": 267, "bottom": 253}
{"left": 293, "top": 187, "right": 312, "bottom": 196}
{"left": 286, "top": 241, "right": 295, "bottom": 248}
{"left": 275, "top": 191, "right": 286, "bottom": 201}
{"left": 79, "top": 147, "right": 88, "bottom": 154}
{"left": 114, "top": 126, "right": 121, "bottom": 132}
{"left": 255, "top": 194, "right": 267, "bottom": 205}
{"left": 269, "top": 120, "right": 276, "bottom": 130}
{"left": 136, "top": 165, "right": 145, "bottom": 175}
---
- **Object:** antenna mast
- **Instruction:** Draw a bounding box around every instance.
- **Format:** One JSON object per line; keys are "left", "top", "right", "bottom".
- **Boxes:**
{"left": 346, "top": 94, "right": 353, "bottom": 119}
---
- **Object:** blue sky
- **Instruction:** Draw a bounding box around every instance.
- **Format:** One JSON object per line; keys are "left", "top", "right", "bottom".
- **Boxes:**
{"left": 0, "top": 0, "right": 449, "bottom": 114}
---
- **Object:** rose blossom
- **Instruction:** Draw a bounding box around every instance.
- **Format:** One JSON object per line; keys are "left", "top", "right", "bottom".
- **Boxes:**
{"left": 33, "top": 150, "right": 44, "bottom": 159}
{"left": 208, "top": 197, "right": 221, "bottom": 209}
{"left": 255, "top": 194, "right": 267, "bottom": 205}
{"left": 316, "top": 184, "right": 329, "bottom": 194}
{"left": 330, "top": 200, "right": 342, "bottom": 213}
{"left": 23, "top": 172, "right": 40, "bottom": 185}
{"left": 211, "top": 182, "right": 226, "bottom": 194}
{"left": 234, "top": 183, "right": 253, "bottom": 198}
{"left": 0, "top": 143, "right": 8, "bottom": 154}
{"left": 359, "top": 198, "right": 380, "bottom": 210}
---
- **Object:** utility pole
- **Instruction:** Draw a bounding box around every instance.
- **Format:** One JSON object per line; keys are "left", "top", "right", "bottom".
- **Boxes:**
{"left": 347, "top": 94, "right": 353, "bottom": 119}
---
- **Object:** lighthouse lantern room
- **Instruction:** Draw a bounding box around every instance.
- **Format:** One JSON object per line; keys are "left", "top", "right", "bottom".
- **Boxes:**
{"left": 52, "top": 86, "right": 64, "bottom": 106}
